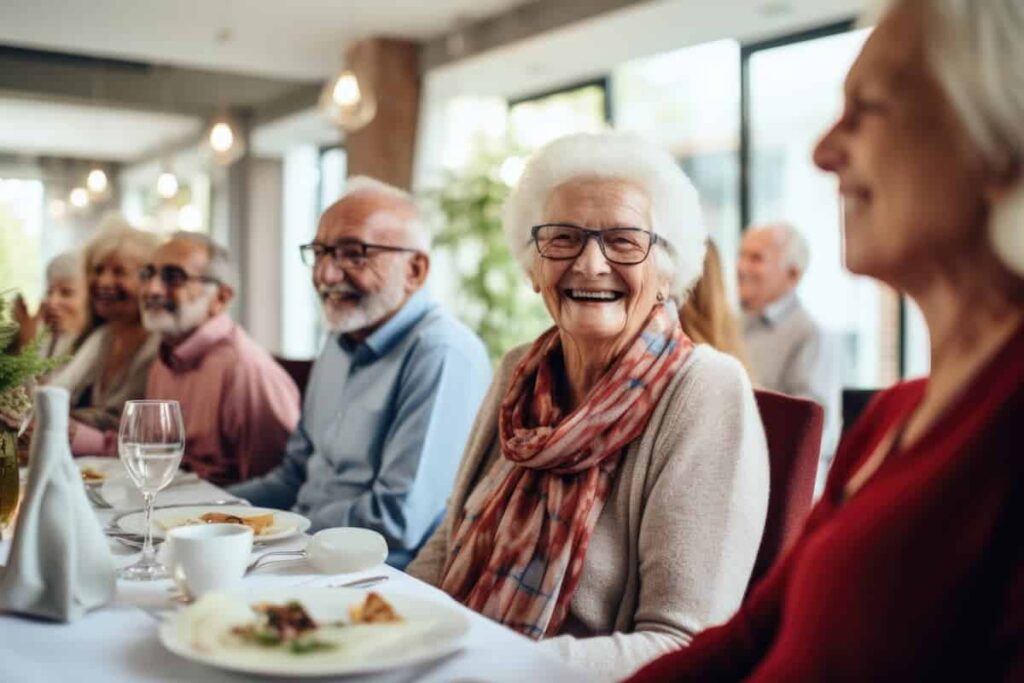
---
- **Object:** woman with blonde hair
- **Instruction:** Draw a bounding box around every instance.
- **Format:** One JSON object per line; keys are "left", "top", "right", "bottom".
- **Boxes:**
{"left": 51, "top": 215, "right": 162, "bottom": 439}
{"left": 679, "top": 240, "right": 751, "bottom": 375}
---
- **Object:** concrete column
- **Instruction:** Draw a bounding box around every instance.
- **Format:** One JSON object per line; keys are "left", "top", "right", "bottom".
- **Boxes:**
{"left": 344, "top": 38, "right": 421, "bottom": 190}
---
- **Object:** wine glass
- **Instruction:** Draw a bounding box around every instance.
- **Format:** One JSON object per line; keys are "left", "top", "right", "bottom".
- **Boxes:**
{"left": 117, "top": 400, "right": 185, "bottom": 581}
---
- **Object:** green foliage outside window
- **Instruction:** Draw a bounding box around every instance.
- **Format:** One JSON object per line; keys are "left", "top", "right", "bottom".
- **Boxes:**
{"left": 424, "top": 148, "right": 551, "bottom": 362}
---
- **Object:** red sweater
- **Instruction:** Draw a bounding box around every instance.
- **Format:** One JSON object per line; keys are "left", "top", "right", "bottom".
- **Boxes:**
{"left": 629, "top": 324, "right": 1024, "bottom": 682}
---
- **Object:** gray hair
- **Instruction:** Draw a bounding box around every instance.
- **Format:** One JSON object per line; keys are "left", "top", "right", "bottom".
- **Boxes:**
{"left": 754, "top": 222, "right": 810, "bottom": 276}
{"left": 337, "top": 175, "right": 431, "bottom": 252}
{"left": 168, "top": 231, "right": 238, "bottom": 290}
{"left": 502, "top": 132, "right": 707, "bottom": 300}
{"left": 45, "top": 251, "right": 84, "bottom": 284}
{"left": 868, "top": 0, "right": 1024, "bottom": 273}
{"left": 84, "top": 213, "right": 162, "bottom": 271}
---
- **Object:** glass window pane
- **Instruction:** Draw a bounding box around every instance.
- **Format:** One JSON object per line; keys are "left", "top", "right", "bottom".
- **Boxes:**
{"left": 508, "top": 84, "right": 608, "bottom": 151}
{"left": 748, "top": 28, "right": 896, "bottom": 388}
{"left": 613, "top": 39, "right": 741, "bottom": 295}
{"left": 0, "top": 178, "right": 45, "bottom": 308}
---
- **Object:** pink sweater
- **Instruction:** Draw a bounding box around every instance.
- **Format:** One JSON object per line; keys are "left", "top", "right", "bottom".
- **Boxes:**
{"left": 73, "top": 314, "right": 300, "bottom": 486}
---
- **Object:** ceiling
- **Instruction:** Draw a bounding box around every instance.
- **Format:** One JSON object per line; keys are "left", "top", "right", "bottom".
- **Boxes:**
{"left": 0, "top": 97, "right": 201, "bottom": 161}
{"left": 0, "top": 0, "right": 528, "bottom": 81}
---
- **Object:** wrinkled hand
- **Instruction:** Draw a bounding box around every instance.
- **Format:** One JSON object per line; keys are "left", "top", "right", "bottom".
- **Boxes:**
{"left": 12, "top": 295, "right": 41, "bottom": 349}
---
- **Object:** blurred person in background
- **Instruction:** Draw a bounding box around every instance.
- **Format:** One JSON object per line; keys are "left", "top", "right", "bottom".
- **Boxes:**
{"left": 631, "top": 0, "right": 1024, "bottom": 679}
{"left": 738, "top": 222, "right": 841, "bottom": 487}
{"left": 50, "top": 215, "right": 162, "bottom": 439}
{"left": 11, "top": 250, "right": 90, "bottom": 370}
{"left": 69, "top": 233, "right": 300, "bottom": 485}
{"left": 230, "top": 177, "right": 491, "bottom": 568}
{"left": 679, "top": 240, "right": 751, "bottom": 374}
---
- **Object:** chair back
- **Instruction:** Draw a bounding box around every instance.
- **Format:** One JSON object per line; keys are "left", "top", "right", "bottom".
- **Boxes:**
{"left": 748, "top": 389, "right": 824, "bottom": 594}
{"left": 274, "top": 357, "right": 314, "bottom": 398}
{"left": 842, "top": 388, "right": 879, "bottom": 436}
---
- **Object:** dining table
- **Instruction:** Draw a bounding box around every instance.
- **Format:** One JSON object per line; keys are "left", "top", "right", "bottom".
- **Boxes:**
{"left": 0, "top": 472, "right": 595, "bottom": 683}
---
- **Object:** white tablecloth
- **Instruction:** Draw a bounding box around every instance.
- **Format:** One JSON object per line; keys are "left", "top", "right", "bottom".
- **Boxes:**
{"left": 0, "top": 476, "right": 593, "bottom": 683}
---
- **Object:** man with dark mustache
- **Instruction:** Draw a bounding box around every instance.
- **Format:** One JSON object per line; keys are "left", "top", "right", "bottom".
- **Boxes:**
{"left": 230, "top": 176, "right": 491, "bottom": 569}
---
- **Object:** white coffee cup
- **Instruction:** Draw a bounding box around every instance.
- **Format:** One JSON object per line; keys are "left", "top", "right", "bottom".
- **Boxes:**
{"left": 164, "top": 523, "right": 253, "bottom": 599}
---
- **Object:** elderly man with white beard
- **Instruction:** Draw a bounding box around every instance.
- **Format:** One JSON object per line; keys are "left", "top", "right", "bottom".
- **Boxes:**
{"left": 69, "top": 232, "right": 301, "bottom": 488}
{"left": 139, "top": 232, "right": 300, "bottom": 485}
{"left": 230, "top": 177, "right": 491, "bottom": 569}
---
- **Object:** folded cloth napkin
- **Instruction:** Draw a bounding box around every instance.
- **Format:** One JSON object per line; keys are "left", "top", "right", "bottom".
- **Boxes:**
{"left": 0, "top": 386, "right": 116, "bottom": 622}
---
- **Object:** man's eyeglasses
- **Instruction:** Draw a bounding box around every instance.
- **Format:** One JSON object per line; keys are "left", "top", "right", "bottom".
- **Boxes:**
{"left": 139, "top": 264, "right": 219, "bottom": 288}
{"left": 531, "top": 224, "right": 664, "bottom": 265}
{"left": 299, "top": 241, "right": 420, "bottom": 269}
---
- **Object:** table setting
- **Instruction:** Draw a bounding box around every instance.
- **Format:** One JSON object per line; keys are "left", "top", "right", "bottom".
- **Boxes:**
{"left": 0, "top": 390, "right": 593, "bottom": 682}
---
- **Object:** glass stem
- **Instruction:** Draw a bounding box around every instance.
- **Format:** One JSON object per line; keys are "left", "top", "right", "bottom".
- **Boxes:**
{"left": 141, "top": 492, "right": 156, "bottom": 564}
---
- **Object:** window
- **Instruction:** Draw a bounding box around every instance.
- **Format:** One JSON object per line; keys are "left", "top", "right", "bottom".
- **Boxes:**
{"left": 508, "top": 81, "right": 609, "bottom": 152}
{"left": 614, "top": 39, "right": 742, "bottom": 293}
{"left": 745, "top": 27, "right": 895, "bottom": 388}
{"left": 0, "top": 178, "right": 45, "bottom": 308}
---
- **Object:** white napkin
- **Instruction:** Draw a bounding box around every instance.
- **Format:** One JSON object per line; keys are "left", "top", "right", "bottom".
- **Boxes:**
{"left": 0, "top": 386, "right": 116, "bottom": 622}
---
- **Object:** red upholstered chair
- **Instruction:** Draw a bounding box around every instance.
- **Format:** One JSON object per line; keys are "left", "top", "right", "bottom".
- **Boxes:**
{"left": 274, "top": 357, "right": 314, "bottom": 398}
{"left": 747, "top": 389, "right": 825, "bottom": 595}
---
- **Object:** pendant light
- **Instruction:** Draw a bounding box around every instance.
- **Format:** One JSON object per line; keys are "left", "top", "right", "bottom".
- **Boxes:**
{"left": 319, "top": 66, "right": 376, "bottom": 132}
{"left": 203, "top": 110, "right": 246, "bottom": 166}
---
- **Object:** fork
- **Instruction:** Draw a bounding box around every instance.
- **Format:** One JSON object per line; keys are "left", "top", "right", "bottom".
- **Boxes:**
{"left": 85, "top": 486, "right": 112, "bottom": 509}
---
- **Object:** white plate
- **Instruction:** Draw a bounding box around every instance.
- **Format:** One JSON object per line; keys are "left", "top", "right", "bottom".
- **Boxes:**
{"left": 116, "top": 505, "right": 310, "bottom": 542}
{"left": 75, "top": 456, "right": 124, "bottom": 486}
{"left": 159, "top": 586, "right": 469, "bottom": 677}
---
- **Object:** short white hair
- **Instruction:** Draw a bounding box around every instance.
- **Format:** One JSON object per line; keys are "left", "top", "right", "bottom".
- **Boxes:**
{"left": 168, "top": 231, "right": 238, "bottom": 290}
{"left": 751, "top": 222, "right": 810, "bottom": 276}
{"left": 502, "top": 132, "right": 708, "bottom": 300}
{"left": 869, "top": 0, "right": 1024, "bottom": 273}
{"left": 45, "top": 251, "right": 84, "bottom": 284}
{"left": 337, "top": 175, "right": 431, "bottom": 252}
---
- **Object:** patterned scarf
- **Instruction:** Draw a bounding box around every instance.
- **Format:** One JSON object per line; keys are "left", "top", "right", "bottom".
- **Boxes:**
{"left": 438, "top": 301, "right": 693, "bottom": 639}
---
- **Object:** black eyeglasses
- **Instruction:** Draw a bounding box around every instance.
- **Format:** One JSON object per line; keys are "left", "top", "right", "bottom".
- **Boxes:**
{"left": 531, "top": 224, "right": 664, "bottom": 265}
{"left": 139, "top": 264, "right": 219, "bottom": 288}
{"left": 299, "top": 240, "right": 420, "bottom": 269}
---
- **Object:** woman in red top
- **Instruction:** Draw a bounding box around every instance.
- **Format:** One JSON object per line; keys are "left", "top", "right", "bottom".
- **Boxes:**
{"left": 629, "top": 0, "right": 1024, "bottom": 680}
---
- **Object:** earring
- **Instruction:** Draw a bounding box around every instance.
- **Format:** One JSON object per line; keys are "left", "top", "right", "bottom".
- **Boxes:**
{"left": 990, "top": 179, "right": 1024, "bottom": 278}
{"left": 656, "top": 292, "right": 665, "bottom": 303}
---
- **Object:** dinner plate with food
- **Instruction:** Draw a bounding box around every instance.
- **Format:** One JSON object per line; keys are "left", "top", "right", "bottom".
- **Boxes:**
{"left": 159, "top": 587, "right": 470, "bottom": 677}
{"left": 114, "top": 505, "right": 310, "bottom": 543}
{"left": 76, "top": 456, "right": 125, "bottom": 486}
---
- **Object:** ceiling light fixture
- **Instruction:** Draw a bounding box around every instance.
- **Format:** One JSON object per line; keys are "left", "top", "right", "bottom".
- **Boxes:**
{"left": 319, "top": 67, "right": 376, "bottom": 133}
{"left": 69, "top": 187, "right": 89, "bottom": 209}
{"left": 157, "top": 172, "right": 179, "bottom": 199}
{"left": 204, "top": 111, "right": 246, "bottom": 166}
{"left": 86, "top": 168, "right": 108, "bottom": 195}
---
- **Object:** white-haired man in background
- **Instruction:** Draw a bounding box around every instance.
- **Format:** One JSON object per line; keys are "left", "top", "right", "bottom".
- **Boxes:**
{"left": 738, "top": 223, "right": 841, "bottom": 487}
{"left": 231, "top": 176, "right": 491, "bottom": 569}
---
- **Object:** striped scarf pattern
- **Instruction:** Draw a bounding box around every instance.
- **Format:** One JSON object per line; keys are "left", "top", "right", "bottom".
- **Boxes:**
{"left": 439, "top": 301, "right": 692, "bottom": 638}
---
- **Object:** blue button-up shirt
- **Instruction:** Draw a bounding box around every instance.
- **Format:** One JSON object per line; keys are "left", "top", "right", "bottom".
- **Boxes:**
{"left": 231, "top": 290, "right": 491, "bottom": 568}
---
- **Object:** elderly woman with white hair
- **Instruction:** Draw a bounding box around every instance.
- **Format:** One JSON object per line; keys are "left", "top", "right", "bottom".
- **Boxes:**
{"left": 407, "top": 132, "right": 770, "bottom": 678}
{"left": 631, "top": 0, "right": 1024, "bottom": 680}
{"left": 12, "top": 250, "right": 90, "bottom": 363}
{"left": 51, "top": 216, "right": 162, "bottom": 435}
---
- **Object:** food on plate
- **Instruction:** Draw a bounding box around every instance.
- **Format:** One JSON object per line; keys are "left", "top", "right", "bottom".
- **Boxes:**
{"left": 233, "top": 602, "right": 336, "bottom": 654}
{"left": 350, "top": 592, "right": 403, "bottom": 624}
{"left": 160, "top": 511, "right": 277, "bottom": 536}
{"left": 199, "top": 511, "right": 275, "bottom": 535}
{"left": 80, "top": 467, "right": 105, "bottom": 482}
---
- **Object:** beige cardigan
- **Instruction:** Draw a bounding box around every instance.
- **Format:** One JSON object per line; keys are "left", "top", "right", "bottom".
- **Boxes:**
{"left": 50, "top": 326, "right": 160, "bottom": 431}
{"left": 407, "top": 343, "right": 770, "bottom": 679}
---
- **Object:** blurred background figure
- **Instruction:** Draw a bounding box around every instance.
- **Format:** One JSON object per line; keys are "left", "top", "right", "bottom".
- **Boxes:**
{"left": 679, "top": 240, "right": 751, "bottom": 375}
{"left": 10, "top": 251, "right": 89, "bottom": 376}
{"left": 137, "top": 233, "right": 299, "bottom": 484}
{"left": 50, "top": 215, "right": 162, "bottom": 436}
{"left": 738, "top": 223, "right": 841, "bottom": 486}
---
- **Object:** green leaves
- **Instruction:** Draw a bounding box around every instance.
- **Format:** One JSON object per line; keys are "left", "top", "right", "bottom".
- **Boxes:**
{"left": 424, "top": 149, "right": 551, "bottom": 361}
{"left": 0, "top": 297, "right": 64, "bottom": 395}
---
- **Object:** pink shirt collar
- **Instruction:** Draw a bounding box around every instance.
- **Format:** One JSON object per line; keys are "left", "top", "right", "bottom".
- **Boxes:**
{"left": 159, "top": 313, "right": 234, "bottom": 372}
